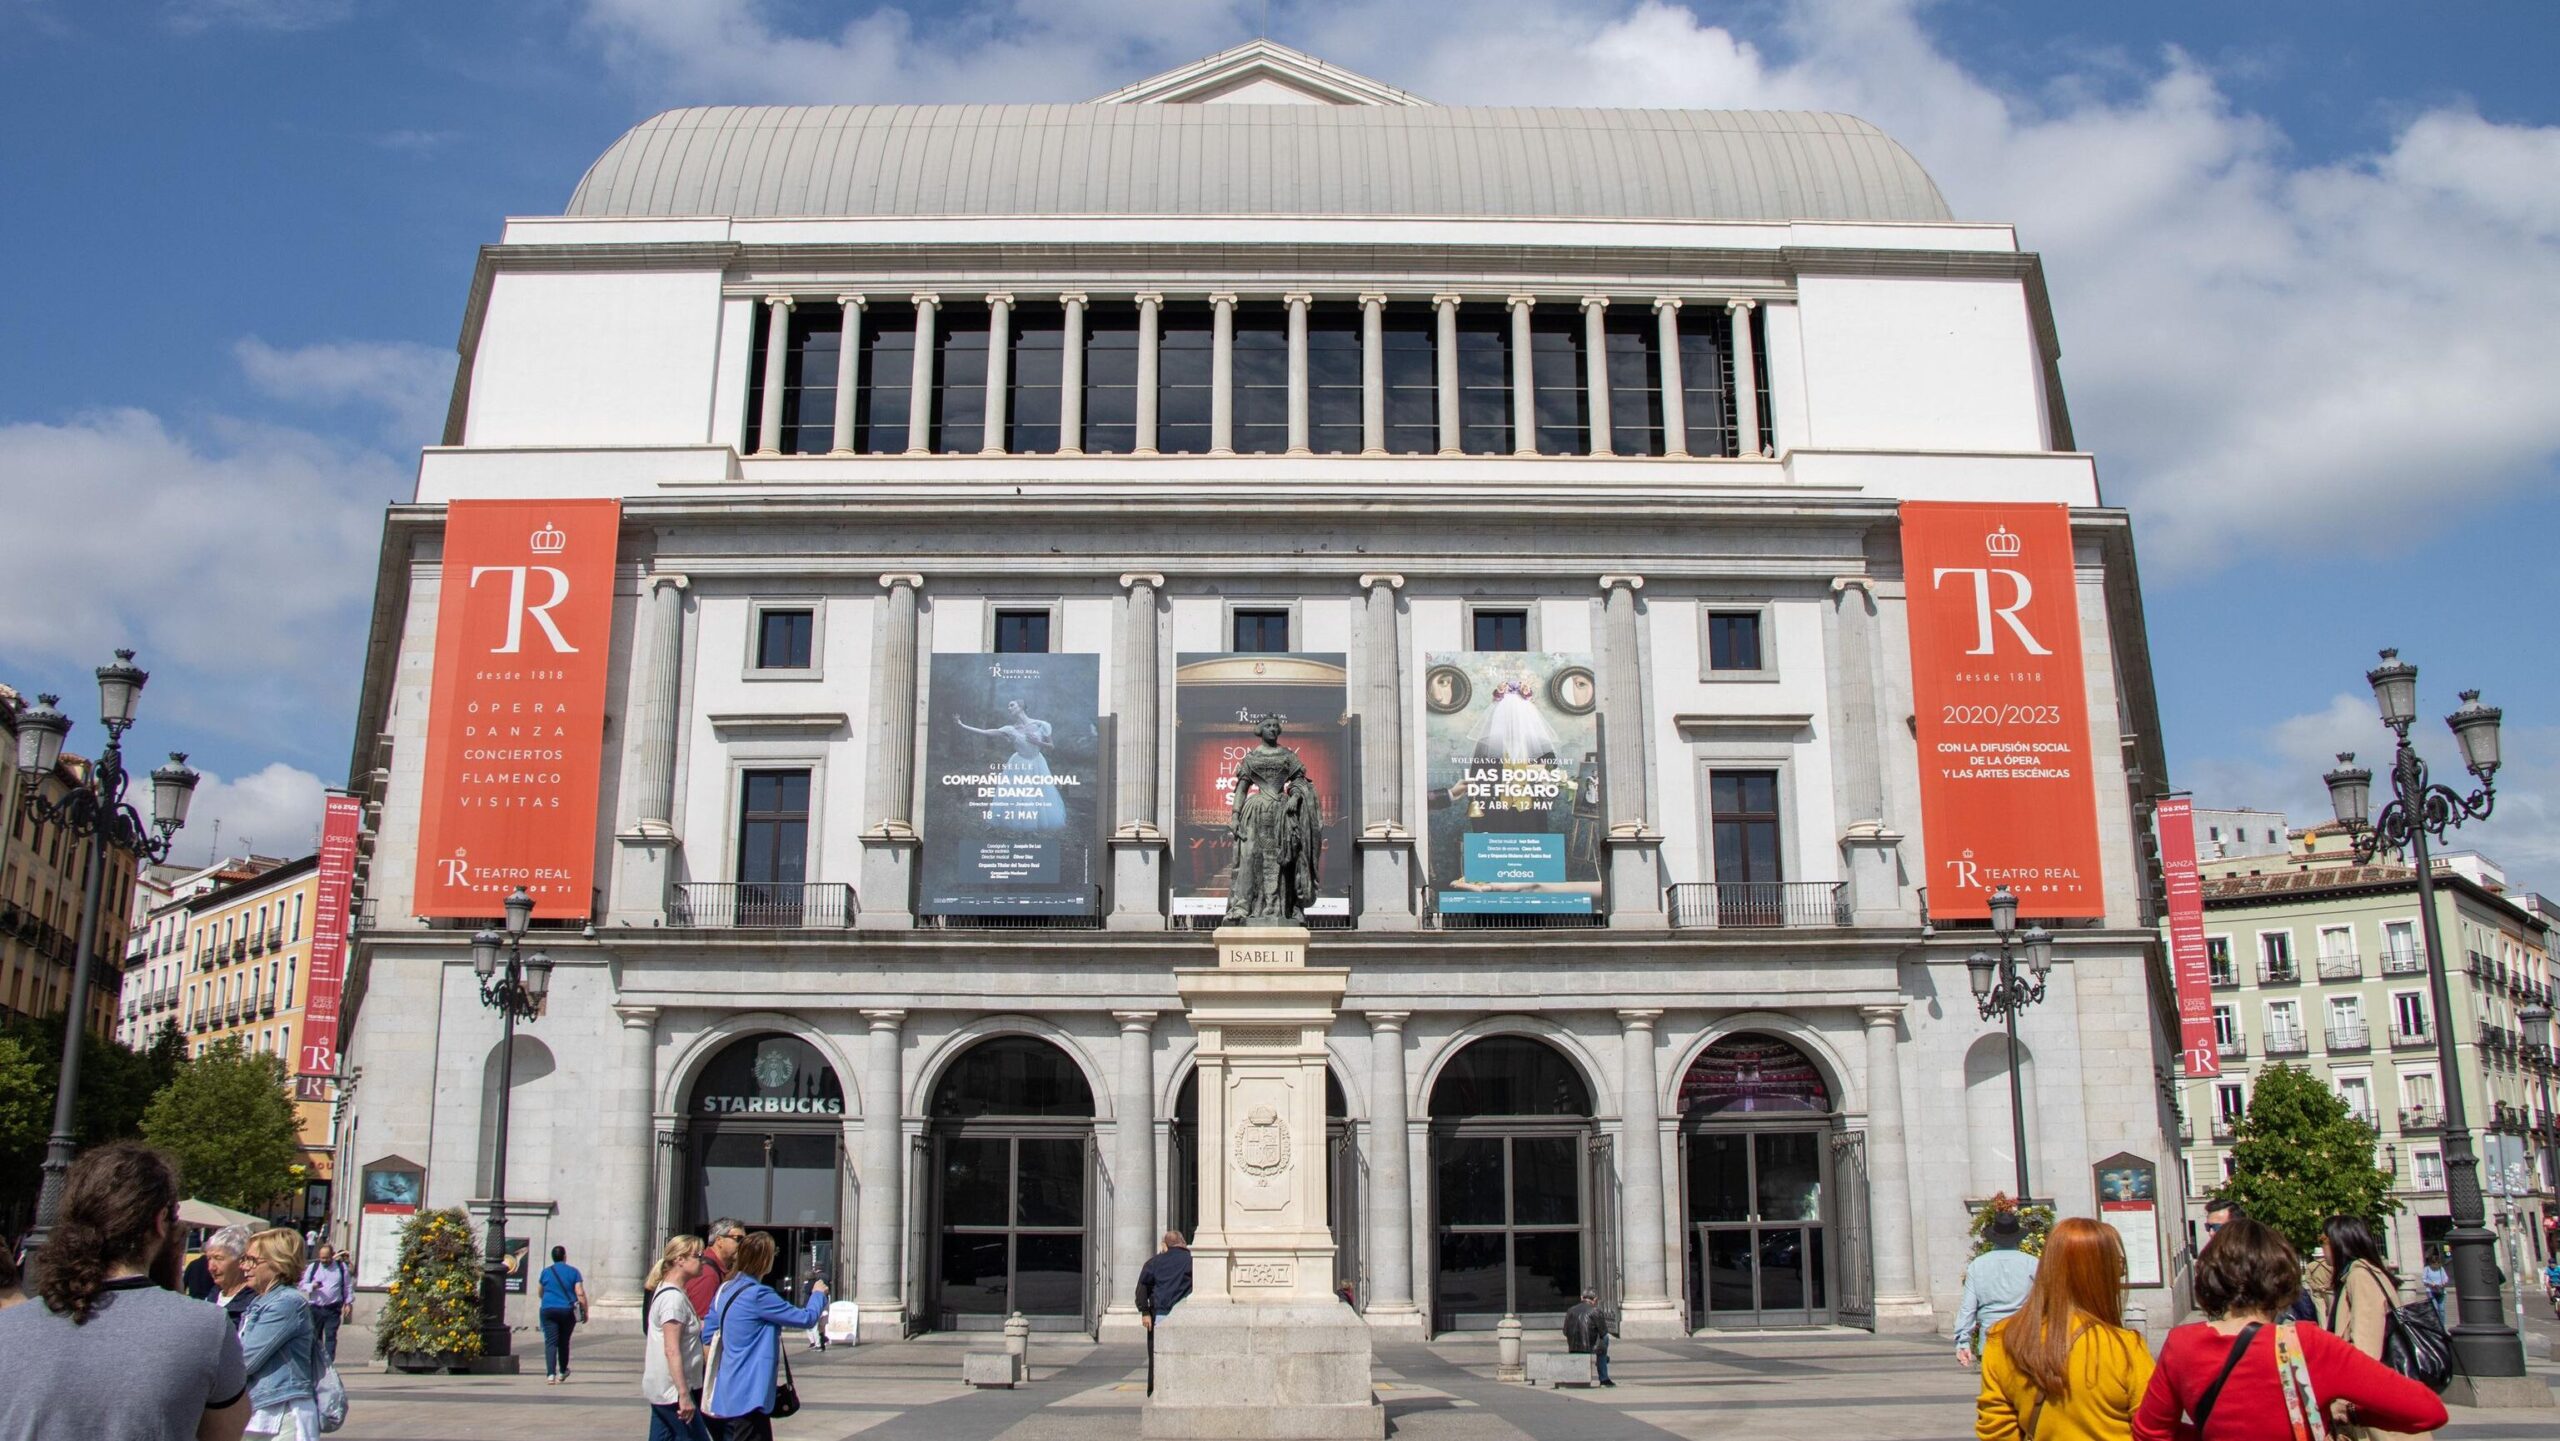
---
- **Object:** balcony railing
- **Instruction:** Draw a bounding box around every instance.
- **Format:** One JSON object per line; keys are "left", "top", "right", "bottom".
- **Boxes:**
{"left": 2176, "top": 1116, "right": 2193, "bottom": 1142}
{"left": 2264, "top": 1029, "right": 2311, "bottom": 1057}
{"left": 2212, "top": 1115, "right": 2240, "bottom": 1140}
{"left": 1422, "top": 909, "right": 1608, "bottom": 931}
{"left": 2399, "top": 1106, "right": 2442, "bottom": 1131}
{"left": 2316, "top": 951, "right": 2362, "bottom": 980}
{"left": 2208, "top": 963, "right": 2239, "bottom": 988}
{"left": 2381, "top": 948, "right": 2426, "bottom": 975}
{"left": 2391, "top": 1023, "right": 2435, "bottom": 1048}
{"left": 2327, "top": 1024, "right": 2371, "bottom": 1052}
{"left": 2258, "top": 958, "right": 2300, "bottom": 984}
{"left": 921, "top": 911, "right": 1107, "bottom": 931}
{"left": 2217, "top": 1036, "right": 2247, "bottom": 1060}
{"left": 1665, "top": 882, "right": 1851, "bottom": 929}
{"left": 670, "top": 882, "right": 858, "bottom": 929}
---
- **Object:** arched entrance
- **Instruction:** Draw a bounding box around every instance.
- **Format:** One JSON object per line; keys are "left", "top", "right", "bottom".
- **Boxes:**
{"left": 1169, "top": 1068, "right": 1356, "bottom": 1301}
{"left": 926, "top": 1036, "right": 1096, "bottom": 1331}
{"left": 1679, "top": 1031, "right": 1841, "bottom": 1329}
{"left": 1428, "top": 1034, "right": 1596, "bottom": 1331}
{"left": 684, "top": 1032, "right": 846, "bottom": 1296}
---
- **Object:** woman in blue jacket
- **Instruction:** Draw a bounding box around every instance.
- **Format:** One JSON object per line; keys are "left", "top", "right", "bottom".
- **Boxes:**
{"left": 238, "top": 1228, "right": 322, "bottom": 1438}
{"left": 703, "top": 1232, "right": 826, "bottom": 1440}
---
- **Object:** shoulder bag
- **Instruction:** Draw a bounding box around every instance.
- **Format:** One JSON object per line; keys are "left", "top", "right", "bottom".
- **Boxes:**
{"left": 2186, "top": 1322, "right": 2263, "bottom": 1435}
{"left": 698, "top": 1275, "right": 750, "bottom": 1413}
{"left": 771, "top": 1344, "right": 802, "bottom": 1420}
{"left": 2334, "top": 1261, "right": 2453, "bottom": 1391}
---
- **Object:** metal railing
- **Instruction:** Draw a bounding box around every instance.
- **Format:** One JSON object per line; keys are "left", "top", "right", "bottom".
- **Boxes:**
{"left": 2316, "top": 951, "right": 2362, "bottom": 980}
{"left": 670, "top": 882, "right": 858, "bottom": 929}
{"left": 2217, "top": 1036, "right": 2247, "bottom": 1060}
{"left": 2258, "top": 957, "right": 2300, "bottom": 984}
{"left": 2391, "top": 1023, "right": 2435, "bottom": 1047}
{"left": 2212, "top": 1115, "right": 2240, "bottom": 1140}
{"left": 2264, "top": 1029, "right": 2310, "bottom": 1056}
{"left": 2399, "top": 1106, "right": 2442, "bottom": 1131}
{"left": 1665, "top": 881, "right": 1850, "bottom": 929}
{"left": 1171, "top": 913, "right": 1357, "bottom": 932}
{"left": 2209, "top": 963, "right": 2239, "bottom": 988}
{"left": 2381, "top": 948, "right": 2426, "bottom": 975}
{"left": 920, "top": 911, "right": 1107, "bottom": 931}
{"left": 1422, "top": 909, "right": 1607, "bottom": 931}
{"left": 2327, "top": 1024, "right": 2371, "bottom": 1052}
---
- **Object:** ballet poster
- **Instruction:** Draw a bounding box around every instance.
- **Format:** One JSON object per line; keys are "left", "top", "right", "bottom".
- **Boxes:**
{"left": 920, "top": 653, "right": 1103, "bottom": 914}
{"left": 1422, "top": 651, "right": 1604, "bottom": 914}
{"left": 1170, "top": 652, "right": 1355, "bottom": 917}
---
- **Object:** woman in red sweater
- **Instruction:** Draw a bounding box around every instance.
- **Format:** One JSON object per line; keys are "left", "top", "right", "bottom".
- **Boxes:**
{"left": 2135, "top": 1217, "right": 2446, "bottom": 1441}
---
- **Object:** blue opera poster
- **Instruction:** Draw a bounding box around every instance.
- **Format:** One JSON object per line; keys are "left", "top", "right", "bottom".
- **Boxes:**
{"left": 1422, "top": 651, "right": 1604, "bottom": 914}
{"left": 921, "top": 653, "right": 1102, "bottom": 915}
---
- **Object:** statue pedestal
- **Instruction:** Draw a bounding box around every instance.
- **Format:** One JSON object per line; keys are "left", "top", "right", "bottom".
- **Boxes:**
{"left": 1145, "top": 926, "right": 1382, "bottom": 1441}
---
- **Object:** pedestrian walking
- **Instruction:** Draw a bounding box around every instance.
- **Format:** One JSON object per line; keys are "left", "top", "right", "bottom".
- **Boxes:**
{"left": 537, "top": 1245, "right": 589, "bottom": 1383}
{"left": 2541, "top": 1255, "right": 2558, "bottom": 1317}
{"left": 1136, "top": 1229, "right": 1193, "bottom": 1396}
{"left": 202, "top": 1225, "right": 257, "bottom": 1332}
{"left": 239, "top": 1228, "right": 324, "bottom": 1440}
{"left": 296, "top": 1242, "right": 353, "bottom": 1363}
{"left": 2132, "top": 1216, "right": 2445, "bottom": 1441}
{"left": 1563, "top": 1287, "right": 1614, "bottom": 1386}
{"left": 1975, "top": 1217, "right": 2153, "bottom": 1441}
{"left": 642, "top": 1235, "right": 713, "bottom": 1441}
{"left": 0, "top": 1140, "right": 250, "bottom": 1441}
{"left": 1956, "top": 1207, "right": 2040, "bottom": 1366}
{"left": 2310, "top": 1215, "right": 2431, "bottom": 1441}
{"left": 702, "top": 1231, "right": 825, "bottom": 1441}
{"left": 685, "top": 1218, "right": 743, "bottom": 1320}
{"left": 2418, "top": 1253, "right": 2449, "bottom": 1323}
{"left": 802, "top": 1273, "right": 830, "bottom": 1352}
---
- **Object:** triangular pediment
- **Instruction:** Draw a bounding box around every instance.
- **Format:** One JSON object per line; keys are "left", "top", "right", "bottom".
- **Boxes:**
{"left": 1093, "top": 39, "right": 1427, "bottom": 107}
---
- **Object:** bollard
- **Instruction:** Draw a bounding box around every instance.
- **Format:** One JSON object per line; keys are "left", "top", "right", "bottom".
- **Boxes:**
{"left": 1495, "top": 1314, "right": 1524, "bottom": 1382}
{"left": 1003, "top": 1311, "right": 1031, "bottom": 1382}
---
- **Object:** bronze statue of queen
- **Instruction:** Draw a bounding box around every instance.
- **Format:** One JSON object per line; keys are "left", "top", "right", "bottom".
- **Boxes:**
{"left": 1222, "top": 715, "right": 1323, "bottom": 926}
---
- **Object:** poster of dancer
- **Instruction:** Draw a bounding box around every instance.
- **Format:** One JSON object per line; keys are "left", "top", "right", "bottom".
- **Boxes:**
{"left": 1171, "top": 653, "right": 1354, "bottom": 918}
{"left": 1422, "top": 651, "right": 1603, "bottom": 914}
{"left": 920, "top": 653, "right": 1102, "bottom": 914}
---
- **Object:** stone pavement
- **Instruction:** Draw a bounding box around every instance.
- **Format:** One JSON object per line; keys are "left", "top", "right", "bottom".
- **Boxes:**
{"left": 331, "top": 1323, "right": 2560, "bottom": 1441}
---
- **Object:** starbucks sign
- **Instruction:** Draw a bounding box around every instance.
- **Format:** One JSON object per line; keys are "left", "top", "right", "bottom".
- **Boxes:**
{"left": 690, "top": 1032, "right": 845, "bottom": 1117}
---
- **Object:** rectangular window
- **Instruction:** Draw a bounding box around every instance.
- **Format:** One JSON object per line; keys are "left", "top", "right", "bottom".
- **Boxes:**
{"left": 1232, "top": 609, "right": 1290, "bottom": 654}
{"left": 1006, "top": 303, "right": 1064, "bottom": 454}
{"left": 1707, "top": 611, "right": 1764, "bottom": 672}
{"left": 2402, "top": 1071, "right": 2438, "bottom": 1110}
{"left": 1472, "top": 609, "right": 1529, "bottom": 652}
{"left": 2413, "top": 1150, "right": 2443, "bottom": 1188}
{"left": 743, "top": 302, "right": 845, "bottom": 455}
{"left": 1528, "top": 310, "right": 1590, "bottom": 454}
{"left": 1380, "top": 303, "right": 1437, "bottom": 454}
{"left": 1601, "top": 310, "right": 1665, "bottom": 456}
{"left": 1231, "top": 304, "right": 1289, "bottom": 455}
{"left": 2215, "top": 1083, "right": 2245, "bottom": 1120}
{"left": 1709, "top": 770, "right": 1783, "bottom": 886}
{"left": 756, "top": 608, "right": 815, "bottom": 670}
{"left": 1751, "top": 304, "right": 1774, "bottom": 456}
{"left": 1082, "top": 306, "right": 1140, "bottom": 455}
{"left": 2264, "top": 1000, "right": 2302, "bottom": 1045}
{"left": 736, "top": 770, "right": 812, "bottom": 891}
{"left": 993, "top": 610, "right": 1052, "bottom": 655}
{"left": 2336, "top": 1074, "right": 2372, "bottom": 1121}
{"left": 929, "top": 303, "right": 990, "bottom": 454}
{"left": 1453, "top": 308, "right": 1513, "bottom": 455}
{"left": 2260, "top": 931, "right": 2295, "bottom": 979}
{"left": 854, "top": 303, "right": 916, "bottom": 454}
{"left": 2393, "top": 991, "right": 2430, "bottom": 1038}
{"left": 1676, "top": 306, "right": 1735, "bottom": 457}
{"left": 1306, "top": 305, "right": 1363, "bottom": 455}
{"left": 2382, "top": 920, "right": 2420, "bottom": 970}
{"left": 2207, "top": 936, "right": 2236, "bottom": 986}
{"left": 2212, "top": 1006, "right": 2237, "bottom": 1045}
{"left": 1157, "top": 303, "right": 1214, "bottom": 454}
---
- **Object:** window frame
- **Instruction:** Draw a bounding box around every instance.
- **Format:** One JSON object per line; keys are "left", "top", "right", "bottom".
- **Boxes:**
{"left": 731, "top": 766, "right": 817, "bottom": 889}
{"left": 744, "top": 598, "right": 825, "bottom": 681}
{"left": 986, "top": 601, "right": 1062, "bottom": 655}
{"left": 1464, "top": 603, "right": 1535, "bottom": 654}
{"left": 1699, "top": 602, "right": 1778, "bottom": 682}
{"left": 1225, "top": 601, "right": 1297, "bottom": 655}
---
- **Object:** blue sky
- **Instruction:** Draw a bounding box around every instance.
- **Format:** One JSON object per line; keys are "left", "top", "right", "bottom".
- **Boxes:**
{"left": 3, "top": 0, "right": 2557, "bottom": 888}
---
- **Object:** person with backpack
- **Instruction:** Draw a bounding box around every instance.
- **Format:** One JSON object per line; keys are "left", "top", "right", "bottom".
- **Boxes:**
{"left": 641, "top": 1235, "right": 713, "bottom": 1441}
{"left": 702, "top": 1231, "right": 826, "bottom": 1441}
{"left": 537, "top": 1245, "right": 590, "bottom": 1384}
{"left": 2309, "top": 1215, "right": 2431, "bottom": 1441}
{"left": 1975, "top": 1217, "right": 2154, "bottom": 1441}
{"left": 297, "top": 1242, "right": 354, "bottom": 1363}
{"left": 2133, "top": 1216, "right": 2445, "bottom": 1441}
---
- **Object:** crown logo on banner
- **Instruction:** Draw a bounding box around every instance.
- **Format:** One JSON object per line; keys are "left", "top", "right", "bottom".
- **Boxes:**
{"left": 1984, "top": 525, "right": 2023, "bottom": 557}
{"left": 528, "top": 522, "right": 568, "bottom": 555}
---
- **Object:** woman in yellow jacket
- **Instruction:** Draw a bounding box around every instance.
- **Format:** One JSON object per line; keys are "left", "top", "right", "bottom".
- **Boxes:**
{"left": 1977, "top": 1217, "right": 2156, "bottom": 1441}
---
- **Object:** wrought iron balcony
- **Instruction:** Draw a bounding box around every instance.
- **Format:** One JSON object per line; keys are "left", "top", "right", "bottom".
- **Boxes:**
{"left": 1665, "top": 881, "right": 1851, "bottom": 929}
{"left": 2315, "top": 951, "right": 2363, "bottom": 980}
{"left": 2212, "top": 1115, "right": 2241, "bottom": 1140}
{"left": 2391, "top": 1023, "right": 2435, "bottom": 1048}
{"left": 670, "top": 882, "right": 859, "bottom": 929}
{"left": 2264, "top": 1029, "right": 2311, "bottom": 1057}
{"left": 2326, "top": 1024, "right": 2371, "bottom": 1052}
{"left": 2258, "top": 957, "right": 2300, "bottom": 984}
{"left": 1421, "top": 909, "right": 1607, "bottom": 931}
{"left": 2381, "top": 948, "right": 2426, "bottom": 975}
{"left": 2208, "top": 963, "right": 2240, "bottom": 988}
{"left": 2218, "top": 1036, "right": 2248, "bottom": 1060}
{"left": 2399, "top": 1106, "right": 2442, "bottom": 1131}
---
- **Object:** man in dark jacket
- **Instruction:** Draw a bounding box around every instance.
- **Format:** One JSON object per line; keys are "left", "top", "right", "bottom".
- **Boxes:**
{"left": 1135, "top": 1230, "right": 1192, "bottom": 1395}
{"left": 1563, "top": 1288, "right": 1613, "bottom": 1386}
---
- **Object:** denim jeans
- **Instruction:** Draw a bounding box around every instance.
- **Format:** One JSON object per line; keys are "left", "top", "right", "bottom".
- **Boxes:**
{"left": 310, "top": 1307, "right": 343, "bottom": 1364}
{"left": 539, "top": 1307, "right": 578, "bottom": 1376}
{"left": 648, "top": 1397, "right": 715, "bottom": 1441}
{"left": 1593, "top": 1344, "right": 1611, "bottom": 1384}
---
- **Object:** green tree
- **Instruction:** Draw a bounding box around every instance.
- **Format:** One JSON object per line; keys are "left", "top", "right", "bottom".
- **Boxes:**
{"left": 376, "top": 1209, "right": 484, "bottom": 1362}
{"left": 0, "top": 1035, "right": 46, "bottom": 1161}
{"left": 140, "top": 1038, "right": 303, "bottom": 1212}
{"left": 2219, "top": 1063, "right": 2399, "bottom": 1252}
{"left": 0, "top": 1015, "right": 162, "bottom": 1221}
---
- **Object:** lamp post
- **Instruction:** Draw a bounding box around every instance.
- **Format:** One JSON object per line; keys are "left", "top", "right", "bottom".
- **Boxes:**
{"left": 469, "top": 887, "right": 553, "bottom": 1371}
{"left": 1965, "top": 884, "right": 2053, "bottom": 1200}
{"left": 2320, "top": 647, "right": 2525, "bottom": 1382}
{"left": 10, "top": 652, "right": 198, "bottom": 1273}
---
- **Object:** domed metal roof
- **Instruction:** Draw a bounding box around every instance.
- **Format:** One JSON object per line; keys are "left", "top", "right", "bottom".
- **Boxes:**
{"left": 564, "top": 103, "right": 1952, "bottom": 224}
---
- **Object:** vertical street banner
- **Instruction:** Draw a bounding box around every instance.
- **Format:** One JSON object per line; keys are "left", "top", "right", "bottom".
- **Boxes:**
{"left": 296, "top": 791, "right": 362, "bottom": 1095}
{"left": 1171, "top": 653, "right": 1355, "bottom": 918}
{"left": 1900, "top": 502, "right": 2105, "bottom": 918}
{"left": 2156, "top": 796, "right": 2220, "bottom": 1077}
{"left": 414, "top": 498, "right": 621, "bottom": 919}
{"left": 920, "top": 653, "right": 1102, "bottom": 914}
{"left": 1422, "top": 651, "right": 1604, "bottom": 914}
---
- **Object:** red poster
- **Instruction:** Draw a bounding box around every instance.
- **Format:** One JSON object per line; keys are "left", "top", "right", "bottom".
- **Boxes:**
{"left": 1901, "top": 502, "right": 2105, "bottom": 918}
{"left": 413, "top": 499, "right": 620, "bottom": 918}
{"left": 2156, "top": 795, "right": 2220, "bottom": 1077}
{"left": 297, "top": 791, "right": 362, "bottom": 1081}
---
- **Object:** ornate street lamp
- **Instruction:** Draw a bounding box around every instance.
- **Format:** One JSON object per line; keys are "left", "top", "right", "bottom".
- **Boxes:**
{"left": 2321, "top": 647, "right": 2525, "bottom": 1382}
{"left": 469, "top": 886, "right": 552, "bottom": 1371}
{"left": 1966, "top": 884, "right": 2053, "bottom": 1199}
{"left": 11, "top": 652, "right": 198, "bottom": 1273}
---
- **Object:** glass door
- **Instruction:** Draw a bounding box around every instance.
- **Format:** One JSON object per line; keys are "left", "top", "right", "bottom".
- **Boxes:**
{"left": 1432, "top": 1129, "right": 1587, "bottom": 1327}
{"left": 933, "top": 1131, "right": 1090, "bottom": 1330}
{"left": 1685, "top": 1128, "right": 1830, "bottom": 1328}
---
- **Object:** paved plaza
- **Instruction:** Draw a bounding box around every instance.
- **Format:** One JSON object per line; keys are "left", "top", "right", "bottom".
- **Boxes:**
{"left": 331, "top": 1319, "right": 2560, "bottom": 1441}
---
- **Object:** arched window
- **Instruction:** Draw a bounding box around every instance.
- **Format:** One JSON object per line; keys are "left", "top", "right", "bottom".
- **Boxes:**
{"left": 1429, "top": 1035, "right": 1592, "bottom": 1118}
{"left": 688, "top": 1033, "right": 845, "bottom": 1118}
{"left": 1679, "top": 1033, "right": 1833, "bottom": 1117}
{"left": 930, "top": 1036, "right": 1095, "bottom": 1119}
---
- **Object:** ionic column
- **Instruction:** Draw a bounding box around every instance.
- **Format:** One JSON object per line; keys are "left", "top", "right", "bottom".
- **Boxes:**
{"left": 1863, "top": 1004, "right": 1927, "bottom": 1319}
{"left": 1508, "top": 295, "right": 1537, "bottom": 455}
{"left": 1654, "top": 297, "right": 1688, "bottom": 458}
{"left": 830, "top": 295, "right": 865, "bottom": 454}
{"left": 1356, "top": 573, "right": 1417, "bottom": 929}
{"left": 1106, "top": 1012, "right": 1159, "bottom": 1332}
{"left": 1432, "top": 294, "right": 1462, "bottom": 455}
{"left": 1599, "top": 574, "right": 1667, "bottom": 928}
{"left": 1358, "top": 293, "right": 1386, "bottom": 455}
{"left": 1058, "top": 293, "right": 1087, "bottom": 456}
{"left": 1363, "top": 1011, "right": 1422, "bottom": 1336}
{"left": 905, "top": 293, "right": 940, "bottom": 455}
{"left": 980, "top": 293, "right": 1012, "bottom": 456}
{"left": 1285, "top": 292, "right": 1313, "bottom": 455}
{"left": 1581, "top": 296, "right": 1613, "bottom": 458}
{"left": 603, "top": 1005, "right": 658, "bottom": 1303}
{"left": 754, "top": 294, "right": 793, "bottom": 455}
{"left": 858, "top": 573, "right": 924, "bottom": 928}
{"left": 1110, "top": 572, "right": 1170, "bottom": 930}
{"left": 1134, "top": 292, "right": 1162, "bottom": 455}
{"left": 1616, "top": 1009, "right": 1678, "bottom": 1332}
{"left": 1728, "top": 298, "right": 1760, "bottom": 458}
{"left": 610, "top": 572, "right": 688, "bottom": 926}
{"left": 1209, "top": 292, "right": 1237, "bottom": 455}
{"left": 855, "top": 1010, "right": 907, "bottom": 1326}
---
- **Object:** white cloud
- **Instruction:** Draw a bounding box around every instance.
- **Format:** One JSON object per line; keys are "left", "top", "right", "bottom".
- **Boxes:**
{"left": 178, "top": 762, "right": 330, "bottom": 863}
{"left": 164, "top": 0, "right": 352, "bottom": 33}
{"left": 235, "top": 336, "right": 454, "bottom": 450}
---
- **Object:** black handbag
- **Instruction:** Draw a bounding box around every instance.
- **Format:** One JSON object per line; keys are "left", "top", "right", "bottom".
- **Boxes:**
{"left": 771, "top": 1345, "right": 801, "bottom": 1420}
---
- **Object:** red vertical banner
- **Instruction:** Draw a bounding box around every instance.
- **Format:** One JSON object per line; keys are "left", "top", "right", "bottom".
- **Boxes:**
{"left": 297, "top": 791, "right": 363, "bottom": 1086}
{"left": 1901, "top": 501, "right": 2106, "bottom": 918}
{"left": 413, "top": 499, "right": 621, "bottom": 919}
{"left": 2156, "top": 795, "right": 2220, "bottom": 1077}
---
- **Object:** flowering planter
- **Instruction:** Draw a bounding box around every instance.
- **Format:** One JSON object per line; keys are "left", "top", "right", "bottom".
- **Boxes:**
{"left": 385, "top": 1351, "right": 460, "bottom": 1374}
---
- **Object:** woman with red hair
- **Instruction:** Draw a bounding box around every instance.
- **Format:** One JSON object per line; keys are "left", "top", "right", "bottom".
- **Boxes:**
{"left": 1977, "top": 1217, "right": 2155, "bottom": 1441}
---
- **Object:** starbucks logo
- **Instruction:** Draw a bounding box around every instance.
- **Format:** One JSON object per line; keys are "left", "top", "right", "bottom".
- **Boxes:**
{"left": 752, "top": 1043, "right": 797, "bottom": 1091}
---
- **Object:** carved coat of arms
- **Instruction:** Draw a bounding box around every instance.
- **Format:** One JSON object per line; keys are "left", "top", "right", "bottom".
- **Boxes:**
{"left": 1234, "top": 1105, "right": 1292, "bottom": 1178}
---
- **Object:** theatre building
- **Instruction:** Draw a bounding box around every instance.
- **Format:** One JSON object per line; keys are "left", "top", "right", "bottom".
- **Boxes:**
{"left": 334, "top": 43, "right": 2180, "bottom": 1339}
